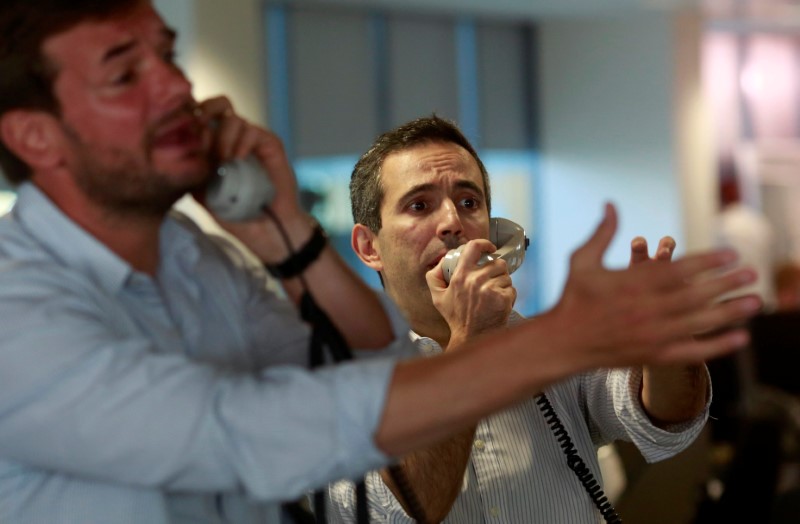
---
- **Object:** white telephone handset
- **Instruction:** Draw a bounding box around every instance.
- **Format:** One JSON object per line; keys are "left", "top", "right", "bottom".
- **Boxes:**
{"left": 205, "top": 156, "right": 275, "bottom": 222}
{"left": 442, "top": 217, "right": 529, "bottom": 283}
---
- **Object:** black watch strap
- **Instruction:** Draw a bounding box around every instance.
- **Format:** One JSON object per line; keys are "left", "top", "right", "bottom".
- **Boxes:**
{"left": 265, "top": 223, "right": 327, "bottom": 279}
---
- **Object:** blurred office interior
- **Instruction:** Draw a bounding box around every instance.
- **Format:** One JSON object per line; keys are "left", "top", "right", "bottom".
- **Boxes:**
{"left": 3, "top": 0, "right": 800, "bottom": 521}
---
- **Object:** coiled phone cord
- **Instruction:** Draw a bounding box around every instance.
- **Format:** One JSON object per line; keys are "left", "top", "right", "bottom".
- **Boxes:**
{"left": 265, "top": 208, "right": 427, "bottom": 524}
{"left": 536, "top": 394, "right": 623, "bottom": 524}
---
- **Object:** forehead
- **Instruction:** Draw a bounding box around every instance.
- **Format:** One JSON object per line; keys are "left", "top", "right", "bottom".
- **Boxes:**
{"left": 42, "top": 2, "right": 167, "bottom": 69}
{"left": 381, "top": 141, "right": 484, "bottom": 195}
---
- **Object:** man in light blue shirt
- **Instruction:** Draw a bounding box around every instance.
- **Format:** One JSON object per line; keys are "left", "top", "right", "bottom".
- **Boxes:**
{"left": 0, "top": 1, "right": 763, "bottom": 523}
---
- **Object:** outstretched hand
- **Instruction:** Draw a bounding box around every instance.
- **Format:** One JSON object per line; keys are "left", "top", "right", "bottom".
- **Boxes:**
{"left": 548, "top": 203, "right": 760, "bottom": 369}
{"left": 627, "top": 234, "right": 716, "bottom": 425}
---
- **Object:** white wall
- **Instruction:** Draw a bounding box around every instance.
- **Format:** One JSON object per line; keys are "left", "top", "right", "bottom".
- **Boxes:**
{"left": 154, "top": 2, "right": 716, "bottom": 310}
{"left": 537, "top": 10, "right": 712, "bottom": 307}
{"left": 155, "top": 0, "right": 267, "bottom": 126}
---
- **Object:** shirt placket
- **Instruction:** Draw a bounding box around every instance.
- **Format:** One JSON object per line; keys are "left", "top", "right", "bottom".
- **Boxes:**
{"left": 471, "top": 420, "right": 510, "bottom": 522}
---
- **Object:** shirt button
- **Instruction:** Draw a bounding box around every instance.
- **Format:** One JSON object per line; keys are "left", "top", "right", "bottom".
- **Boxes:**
{"left": 474, "top": 439, "right": 485, "bottom": 450}
{"left": 490, "top": 506, "right": 500, "bottom": 517}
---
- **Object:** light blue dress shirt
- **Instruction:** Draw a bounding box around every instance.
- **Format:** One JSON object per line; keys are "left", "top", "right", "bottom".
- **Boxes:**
{"left": 0, "top": 183, "right": 413, "bottom": 524}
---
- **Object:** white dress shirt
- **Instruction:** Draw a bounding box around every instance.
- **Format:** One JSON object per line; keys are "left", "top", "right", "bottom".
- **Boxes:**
{"left": 327, "top": 313, "right": 710, "bottom": 523}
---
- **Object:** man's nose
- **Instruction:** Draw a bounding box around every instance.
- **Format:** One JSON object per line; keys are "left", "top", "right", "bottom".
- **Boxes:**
{"left": 437, "top": 202, "right": 463, "bottom": 240}
{"left": 150, "top": 56, "right": 192, "bottom": 109}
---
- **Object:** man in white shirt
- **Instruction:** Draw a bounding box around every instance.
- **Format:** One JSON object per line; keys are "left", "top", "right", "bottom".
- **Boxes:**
{"left": 328, "top": 116, "right": 719, "bottom": 523}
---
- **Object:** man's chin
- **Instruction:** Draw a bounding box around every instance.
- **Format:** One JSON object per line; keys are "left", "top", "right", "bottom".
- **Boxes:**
{"left": 154, "top": 149, "right": 211, "bottom": 179}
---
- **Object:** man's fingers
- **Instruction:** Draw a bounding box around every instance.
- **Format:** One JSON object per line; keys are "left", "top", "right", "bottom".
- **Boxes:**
{"left": 254, "top": 132, "right": 294, "bottom": 183}
{"left": 629, "top": 235, "right": 676, "bottom": 267}
{"left": 214, "top": 115, "right": 248, "bottom": 160}
{"left": 654, "top": 328, "right": 750, "bottom": 365}
{"left": 656, "top": 236, "right": 676, "bottom": 262}
{"left": 658, "top": 293, "right": 761, "bottom": 338}
{"left": 444, "top": 240, "right": 500, "bottom": 285}
{"left": 640, "top": 248, "right": 740, "bottom": 290}
{"left": 570, "top": 203, "right": 618, "bottom": 272}
{"left": 426, "top": 260, "right": 448, "bottom": 291}
{"left": 654, "top": 267, "right": 759, "bottom": 315}
{"left": 460, "top": 239, "right": 498, "bottom": 266}
{"left": 629, "top": 236, "right": 649, "bottom": 266}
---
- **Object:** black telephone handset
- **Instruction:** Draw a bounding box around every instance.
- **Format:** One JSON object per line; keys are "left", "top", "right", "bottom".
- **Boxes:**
{"left": 442, "top": 217, "right": 529, "bottom": 283}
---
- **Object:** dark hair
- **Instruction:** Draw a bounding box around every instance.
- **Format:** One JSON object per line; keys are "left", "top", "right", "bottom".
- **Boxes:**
{"left": 350, "top": 115, "right": 491, "bottom": 232}
{"left": 0, "top": 0, "right": 140, "bottom": 184}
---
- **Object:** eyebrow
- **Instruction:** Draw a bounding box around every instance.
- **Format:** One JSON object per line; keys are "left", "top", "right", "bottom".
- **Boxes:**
{"left": 396, "top": 180, "right": 485, "bottom": 204}
{"left": 101, "top": 27, "right": 176, "bottom": 64}
{"left": 101, "top": 40, "right": 137, "bottom": 64}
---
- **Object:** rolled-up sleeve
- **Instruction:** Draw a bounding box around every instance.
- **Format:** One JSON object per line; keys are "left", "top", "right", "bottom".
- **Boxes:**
{"left": 583, "top": 367, "right": 711, "bottom": 463}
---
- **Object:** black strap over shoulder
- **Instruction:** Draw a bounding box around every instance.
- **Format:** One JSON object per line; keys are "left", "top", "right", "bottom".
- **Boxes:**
{"left": 283, "top": 291, "right": 370, "bottom": 524}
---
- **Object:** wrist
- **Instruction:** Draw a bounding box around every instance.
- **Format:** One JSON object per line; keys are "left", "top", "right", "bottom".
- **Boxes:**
{"left": 259, "top": 212, "right": 316, "bottom": 263}
{"left": 265, "top": 220, "right": 328, "bottom": 279}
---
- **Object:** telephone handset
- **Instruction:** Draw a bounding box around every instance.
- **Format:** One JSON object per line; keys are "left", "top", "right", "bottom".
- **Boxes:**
{"left": 442, "top": 217, "right": 529, "bottom": 283}
{"left": 205, "top": 156, "right": 275, "bottom": 222}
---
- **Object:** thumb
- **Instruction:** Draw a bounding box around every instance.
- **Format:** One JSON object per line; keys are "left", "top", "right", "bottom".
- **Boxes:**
{"left": 426, "top": 259, "right": 449, "bottom": 293}
{"left": 569, "top": 203, "right": 618, "bottom": 271}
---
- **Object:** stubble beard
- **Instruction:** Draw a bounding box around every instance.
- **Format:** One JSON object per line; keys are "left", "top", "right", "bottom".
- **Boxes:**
{"left": 63, "top": 123, "right": 204, "bottom": 219}
{"left": 383, "top": 261, "right": 443, "bottom": 328}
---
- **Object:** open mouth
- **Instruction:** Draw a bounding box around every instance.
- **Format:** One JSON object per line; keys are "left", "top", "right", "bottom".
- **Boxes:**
{"left": 152, "top": 118, "right": 204, "bottom": 151}
{"left": 427, "top": 252, "right": 447, "bottom": 270}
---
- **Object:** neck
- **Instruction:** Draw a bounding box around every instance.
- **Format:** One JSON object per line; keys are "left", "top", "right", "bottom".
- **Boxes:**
{"left": 388, "top": 287, "right": 452, "bottom": 349}
{"left": 84, "top": 212, "right": 163, "bottom": 275}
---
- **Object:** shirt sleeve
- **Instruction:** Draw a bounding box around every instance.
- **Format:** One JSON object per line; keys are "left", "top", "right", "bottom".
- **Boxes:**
{"left": 0, "top": 261, "right": 404, "bottom": 502}
{"left": 582, "top": 367, "right": 711, "bottom": 463}
{"left": 206, "top": 229, "right": 418, "bottom": 365}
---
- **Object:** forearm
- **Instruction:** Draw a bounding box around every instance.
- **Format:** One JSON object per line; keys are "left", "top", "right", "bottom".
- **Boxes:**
{"left": 281, "top": 245, "right": 393, "bottom": 350}
{"left": 640, "top": 364, "right": 709, "bottom": 428}
{"left": 380, "top": 426, "right": 476, "bottom": 523}
{"left": 253, "top": 213, "right": 394, "bottom": 351}
{"left": 375, "top": 311, "right": 578, "bottom": 456}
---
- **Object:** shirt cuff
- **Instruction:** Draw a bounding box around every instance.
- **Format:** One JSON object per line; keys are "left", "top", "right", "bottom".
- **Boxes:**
{"left": 324, "top": 356, "right": 398, "bottom": 479}
{"left": 615, "top": 366, "right": 711, "bottom": 463}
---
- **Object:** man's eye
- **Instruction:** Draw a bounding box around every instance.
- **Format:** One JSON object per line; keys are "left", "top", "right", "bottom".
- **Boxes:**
{"left": 163, "top": 50, "right": 177, "bottom": 64}
{"left": 409, "top": 201, "right": 427, "bottom": 212}
{"left": 112, "top": 70, "right": 136, "bottom": 85}
{"left": 461, "top": 198, "right": 479, "bottom": 209}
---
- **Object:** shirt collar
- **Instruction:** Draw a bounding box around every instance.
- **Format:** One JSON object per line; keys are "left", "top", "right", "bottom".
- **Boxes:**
{"left": 13, "top": 183, "right": 198, "bottom": 295}
{"left": 409, "top": 330, "right": 444, "bottom": 357}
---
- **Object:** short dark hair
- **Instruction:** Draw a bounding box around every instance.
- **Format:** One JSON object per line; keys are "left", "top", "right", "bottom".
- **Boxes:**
{"left": 350, "top": 115, "right": 491, "bottom": 232}
{"left": 0, "top": 0, "right": 140, "bottom": 184}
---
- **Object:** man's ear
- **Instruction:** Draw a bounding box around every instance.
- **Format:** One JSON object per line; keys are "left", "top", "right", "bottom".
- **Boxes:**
{"left": 352, "top": 223, "right": 384, "bottom": 271}
{"left": 0, "top": 110, "right": 63, "bottom": 171}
